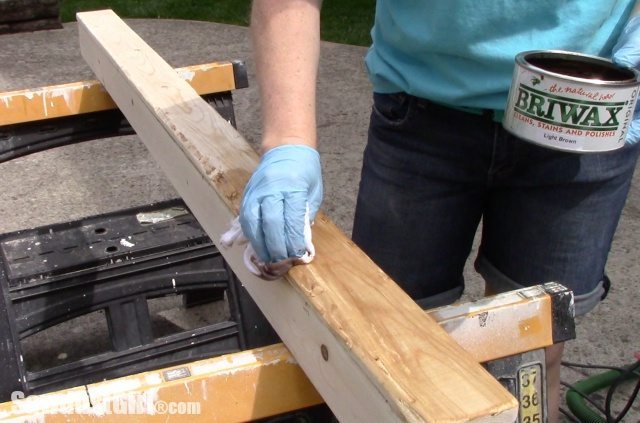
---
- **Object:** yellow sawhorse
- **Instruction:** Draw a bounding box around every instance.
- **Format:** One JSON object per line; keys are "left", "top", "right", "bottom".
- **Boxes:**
{"left": 0, "top": 283, "right": 574, "bottom": 422}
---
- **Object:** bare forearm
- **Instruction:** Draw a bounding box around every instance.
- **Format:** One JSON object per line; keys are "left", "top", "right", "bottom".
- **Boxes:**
{"left": 250, "top": 0, "right": 322, "bottom": 152}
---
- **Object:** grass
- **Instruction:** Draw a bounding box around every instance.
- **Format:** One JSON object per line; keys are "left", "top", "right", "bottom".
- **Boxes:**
{"left": 59, "top": 0, "right": 375, "bottom": 46}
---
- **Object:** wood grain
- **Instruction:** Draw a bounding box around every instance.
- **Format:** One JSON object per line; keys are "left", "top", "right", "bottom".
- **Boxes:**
{"left": 77, "top": 9, "right": 518, "bottom": 422}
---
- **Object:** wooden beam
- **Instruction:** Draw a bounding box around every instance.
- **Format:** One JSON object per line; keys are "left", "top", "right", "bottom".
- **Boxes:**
{"left": 0, "top": 62, "right": 237, "bottom": 126}
{"left": 0, "top": 345, "right": 323, "bottom": 422}
{"left": 77, "top": 10, "right": 518, "bottom": 422}
{"left": 428, "top": 282, "right": 572, "bottom": 363}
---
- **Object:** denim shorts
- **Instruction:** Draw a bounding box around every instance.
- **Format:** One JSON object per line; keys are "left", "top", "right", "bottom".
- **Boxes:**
{"left": 351, "top": 93, "right": 640, "bottom": 316}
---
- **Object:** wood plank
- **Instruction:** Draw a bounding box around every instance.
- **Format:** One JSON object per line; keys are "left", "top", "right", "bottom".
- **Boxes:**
{"left": 77, "top": 9, "right": 518, "bottom": 422}
{"left": 429, "top": 283, "right": 558, "bottom": 363}
{"left": 0, "top": 62, "right": 237, "bottom": 126}
{"left": 0, "top": 285, "right": 563, "bottom": 422}
{"left": 0, "top": 345, "right": 323, "bottom": 422}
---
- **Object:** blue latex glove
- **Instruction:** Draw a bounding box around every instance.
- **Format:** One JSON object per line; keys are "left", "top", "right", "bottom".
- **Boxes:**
{"left": 239, "top": 144, "right": 323, "bottom": 263}
{"left": 612, "top": 15, "right": 640, "bottom": 144}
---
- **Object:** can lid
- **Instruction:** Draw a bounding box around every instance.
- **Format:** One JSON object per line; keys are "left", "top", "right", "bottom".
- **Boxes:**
{"left": 516, "top": 50, "right": 640, "bottom": 87}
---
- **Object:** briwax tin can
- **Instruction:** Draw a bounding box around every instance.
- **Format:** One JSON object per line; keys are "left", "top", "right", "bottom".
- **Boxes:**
{"left": 503, "top": 50, "right": 640, "bottom": 152}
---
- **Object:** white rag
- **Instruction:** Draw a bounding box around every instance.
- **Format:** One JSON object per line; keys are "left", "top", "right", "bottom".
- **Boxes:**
{"left": 219, "top": 207, "right": 315, "bottom": 280}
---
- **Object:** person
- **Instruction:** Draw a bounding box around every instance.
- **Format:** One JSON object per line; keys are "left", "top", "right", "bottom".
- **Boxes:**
{"left": 237, "top": 1, "right": 640, "bottom": 421}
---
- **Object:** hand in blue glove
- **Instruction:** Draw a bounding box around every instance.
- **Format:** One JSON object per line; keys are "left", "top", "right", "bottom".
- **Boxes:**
{"left": 239, "top": 144, "right": 323, "bottom": 265}
{"left": 612, "top": 15, "right": 640, "bottom": 144}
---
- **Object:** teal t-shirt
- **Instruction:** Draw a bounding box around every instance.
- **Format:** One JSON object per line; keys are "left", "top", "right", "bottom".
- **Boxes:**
{"left": 365, "top": 1, "right": 636, "bottom": 110}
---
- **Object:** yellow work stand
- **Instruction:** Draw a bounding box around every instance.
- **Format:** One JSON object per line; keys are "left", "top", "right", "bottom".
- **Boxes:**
{"left": 0, "top": 67, "right": 574, "bottom": 423}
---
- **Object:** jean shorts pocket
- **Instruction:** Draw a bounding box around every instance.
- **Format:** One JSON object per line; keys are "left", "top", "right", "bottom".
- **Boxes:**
{"left": 372, "top": 92, "right": 414, "bottom": 127}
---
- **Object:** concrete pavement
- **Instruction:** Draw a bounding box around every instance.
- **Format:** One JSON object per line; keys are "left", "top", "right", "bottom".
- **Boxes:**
{"left": 0, "top": 19, "right": 637, "bottom": 421}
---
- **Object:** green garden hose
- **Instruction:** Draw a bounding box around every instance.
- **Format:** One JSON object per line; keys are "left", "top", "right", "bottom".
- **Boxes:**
{"left": 565, "top": 364, "right": 640, "bottom": 423}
